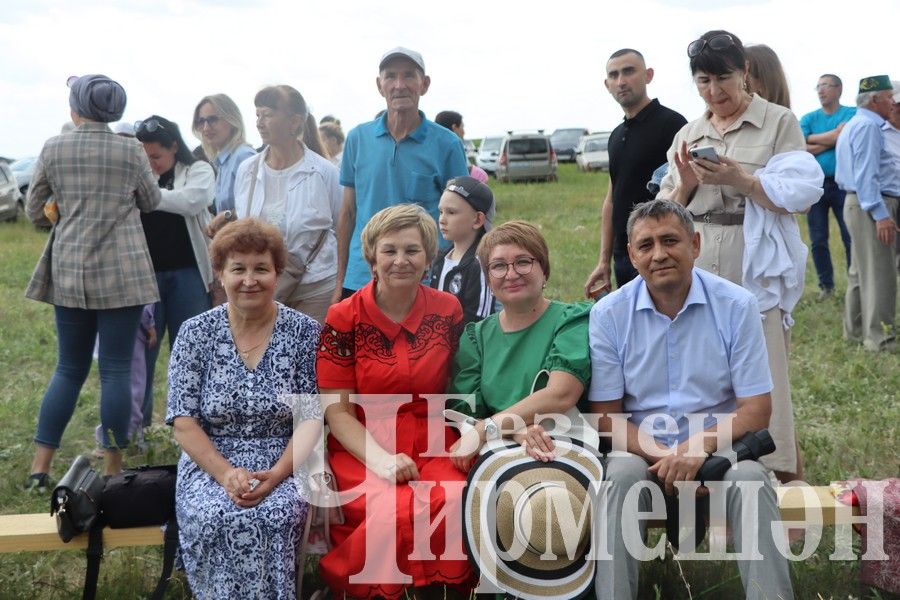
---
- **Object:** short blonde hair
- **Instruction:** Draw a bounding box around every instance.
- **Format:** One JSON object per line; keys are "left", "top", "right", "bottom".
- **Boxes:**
{"left": 360, "top": 204, "right": 438, "bottom": 266}
{"left": 476, "top": 220, "right": 550, "bottom": 280}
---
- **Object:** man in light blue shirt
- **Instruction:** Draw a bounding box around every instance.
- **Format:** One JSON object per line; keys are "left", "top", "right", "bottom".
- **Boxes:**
{"left": 835, "top": 75, "right": 899, "bottom": 352}
{"left": 588, "top": 200, "right": 791, "bottom": 600}
{"left": 334, "top": 47, "right": 469, "bottom": 299}
{"left": 799, "top": 74, "right": 855, "bottom": 299}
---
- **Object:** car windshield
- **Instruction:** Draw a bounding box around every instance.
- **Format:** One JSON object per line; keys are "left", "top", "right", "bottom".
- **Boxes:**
{"left": 11, "top": 157, "right": 36, "bottom": 173}
{"left": 551, "top": 130, "right": 584, "bottom": 143}
{"left": 480, "top": 137, "right": 502, "bottom": 152}
{"left": 508, "top": 138, "right": 548, "bottom": 154}
{"left": 585, "top": 139, "right": 608, "bottom": 152}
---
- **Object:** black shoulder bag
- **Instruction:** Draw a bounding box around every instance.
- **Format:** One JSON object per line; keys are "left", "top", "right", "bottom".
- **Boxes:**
{"left": 50, "top": 459, "right": 178, "bottom": 600}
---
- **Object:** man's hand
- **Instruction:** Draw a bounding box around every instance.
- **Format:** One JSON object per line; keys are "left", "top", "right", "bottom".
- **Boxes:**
{"left": 875, "top": 217, "right": 899, "bottom": 246}
{"left": 584, "top": 262, "right": 611, "bottom": 299}
{"left": 648, "top": 452, "right": 706, "bottom": 496}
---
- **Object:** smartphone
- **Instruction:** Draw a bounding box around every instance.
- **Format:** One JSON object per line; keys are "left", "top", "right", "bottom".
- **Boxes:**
{"left": 689, "top": 145, "right": 721, "bottom": 164}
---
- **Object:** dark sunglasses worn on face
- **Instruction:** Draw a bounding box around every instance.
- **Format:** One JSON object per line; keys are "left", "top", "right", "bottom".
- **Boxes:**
{"left": 195, "top": 115, "right": 221, "bottom": 128}
{"left": 687, "top": 34, "right": 736, "bottom": 58}
{"left": 134, "top": 119, "right": 165, "bottom": 134}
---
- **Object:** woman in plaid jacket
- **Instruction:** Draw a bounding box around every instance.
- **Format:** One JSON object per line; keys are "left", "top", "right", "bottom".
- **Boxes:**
{"left": 24, "top": 74, "right": 162, "bottom": 489}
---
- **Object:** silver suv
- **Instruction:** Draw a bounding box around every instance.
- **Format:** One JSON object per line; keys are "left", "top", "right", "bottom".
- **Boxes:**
{"left": 495, "top": 132, "right": 558, "bottom": 183}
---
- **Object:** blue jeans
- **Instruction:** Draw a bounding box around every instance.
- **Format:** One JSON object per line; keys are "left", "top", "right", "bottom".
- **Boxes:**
{"left": 35, "top": 305, "right": 143, "bottom": 449}
{"left": 613, "top": 250, "right": 639, "bottom": 288}
{"left": 807, "top": 178, "right": 852, "bottom": 290}
{"left": 142, "top": 267, "right": 210, "bottom": 426}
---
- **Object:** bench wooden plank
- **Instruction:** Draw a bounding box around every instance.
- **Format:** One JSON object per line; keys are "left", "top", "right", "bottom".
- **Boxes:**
{"left": 0, "top": 486, "right": 859, "bottom": 554}
{"left": 0, "top": 514, "right": 162, "bottom": 553}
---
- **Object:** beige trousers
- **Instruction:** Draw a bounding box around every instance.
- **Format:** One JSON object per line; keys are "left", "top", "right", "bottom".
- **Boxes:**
{"left": 843, "top": 194, "right": 898, "bottom": 351}
{"left": 276, "top": 274, "right": 336, "bottom": 324}
{"left": 696, "top": 222, "right": 798, "bottom": 474}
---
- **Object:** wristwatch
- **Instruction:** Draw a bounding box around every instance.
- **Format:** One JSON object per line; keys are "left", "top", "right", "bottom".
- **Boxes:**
{"left": 483, "top": 417, "right": 500, "bottom": 441}
{"left": 222, "top": 209, "right": 236, "bottom": 222}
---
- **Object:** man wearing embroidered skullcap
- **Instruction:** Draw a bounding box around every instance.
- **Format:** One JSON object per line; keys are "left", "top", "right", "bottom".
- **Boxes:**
{"left": 332, "top": 47, "right": 469, "bottom": 302}
{"left": 835, "top": 75, "right": 899, "bottom": 352}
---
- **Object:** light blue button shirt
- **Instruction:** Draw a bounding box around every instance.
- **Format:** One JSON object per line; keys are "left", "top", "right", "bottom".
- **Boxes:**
{"left": 588, "top": 268, "right": 773, "bottom": 448}
{"left": 213, "top": 144, "right": 256, "bottom": 213}
{"left": 835, "top": 108, "right": 893, "bottom": 221}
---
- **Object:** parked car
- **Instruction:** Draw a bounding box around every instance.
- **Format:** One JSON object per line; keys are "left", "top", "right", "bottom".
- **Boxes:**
{"left": 10, "top": 156, "right": 38, "bottom": 196}
{"left": 575, "top": 132, "right": 612, "bottom": 172}
{"left": 550, "top": 128, "right": 589, "bottom": 162}
{"left": 0, "top": 163, "right": 23, "bottom": 222}
{"left": 463, "top": 139, "right": 477, "bottom": 165}
{"left": 496, "top": 131, "right": 558, "bottom": 183}
{"left": 475, "top": 135, "right": 504, "bottom": 174}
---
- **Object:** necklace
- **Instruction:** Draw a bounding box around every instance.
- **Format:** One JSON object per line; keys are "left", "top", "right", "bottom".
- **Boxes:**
{"left": 229, "top": 304, "right": 277, "bottom": 360}
{"left": 236, "top": 339, "right": 267, "bottom": 359}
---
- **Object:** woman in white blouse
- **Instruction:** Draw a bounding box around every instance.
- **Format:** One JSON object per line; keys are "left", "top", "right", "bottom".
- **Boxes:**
{"left": 215, "top": 85, "right": 340, "bottom": 324}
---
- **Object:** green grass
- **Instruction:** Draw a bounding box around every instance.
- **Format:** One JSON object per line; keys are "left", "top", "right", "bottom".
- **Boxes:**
{"left": 0, "top": 163, "right": 896, "bottom": 598}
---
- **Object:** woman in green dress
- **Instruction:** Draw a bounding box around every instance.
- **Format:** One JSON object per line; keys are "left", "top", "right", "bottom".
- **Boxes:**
{"left": 448, "top": 220, "right": 594, "bottom": 471}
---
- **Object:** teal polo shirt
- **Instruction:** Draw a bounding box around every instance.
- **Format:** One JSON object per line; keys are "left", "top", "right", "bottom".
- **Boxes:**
{"left": 340, "top": 111, "right": 468, "bottom": 291}
{"left": 799, "top": 105, "right": 856, "bottom": 177}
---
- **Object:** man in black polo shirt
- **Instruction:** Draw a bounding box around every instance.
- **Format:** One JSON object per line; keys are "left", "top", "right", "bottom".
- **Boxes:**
{"left": 584, "top": 48, "right": 686, "bottom": 296}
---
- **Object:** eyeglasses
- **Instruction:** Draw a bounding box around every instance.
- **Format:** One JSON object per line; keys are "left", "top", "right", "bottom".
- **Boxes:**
{"left": 488, "top": 257, "right": 536, "bottom": 279}
{"left": 687, "top": 34, "right": 736, "bottom": 58}
{"left": 195, "top": 115, "right": 221, "bottom": 128}
{"left": 134, "top": 119, "right": 165, "bottom": 134}
{"left": 815, "top": 83, "right": 840, "bottom": 91}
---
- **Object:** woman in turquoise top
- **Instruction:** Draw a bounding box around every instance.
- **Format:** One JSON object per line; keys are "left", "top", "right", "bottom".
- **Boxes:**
{"left": 449, "top": 220, "right": 593, "bottom": 471}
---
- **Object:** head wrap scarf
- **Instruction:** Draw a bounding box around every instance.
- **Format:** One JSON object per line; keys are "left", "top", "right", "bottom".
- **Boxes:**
{"left": 68, "top": 74, "right": 127, "bottom": 123}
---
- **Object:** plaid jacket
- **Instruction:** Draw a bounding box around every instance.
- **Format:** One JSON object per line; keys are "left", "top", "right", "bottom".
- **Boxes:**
{"left": 25, "top": 123, "right": 162, "bottom": 309}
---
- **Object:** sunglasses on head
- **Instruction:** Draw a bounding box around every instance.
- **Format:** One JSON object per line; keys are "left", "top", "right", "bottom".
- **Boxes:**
{"left": 195, "top": 115, "right": 221, "bottom": 128}
{"left": 687, "top": 34, "right": 736, "bottom": 58}
{"left": 134, "top": 119, "right": 165, "bottom": 134}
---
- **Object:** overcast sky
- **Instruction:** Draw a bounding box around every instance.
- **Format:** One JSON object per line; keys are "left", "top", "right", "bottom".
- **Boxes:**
{"left": 1, "top": 0, "right": 897, "bottom": 158}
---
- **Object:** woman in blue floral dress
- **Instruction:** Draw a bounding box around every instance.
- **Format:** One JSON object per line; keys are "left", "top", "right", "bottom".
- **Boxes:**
{"left": 166, "top": 218, "right": 322, "bottom": 599}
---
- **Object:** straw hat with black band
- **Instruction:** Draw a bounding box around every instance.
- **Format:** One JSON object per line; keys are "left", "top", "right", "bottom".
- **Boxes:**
{"left": 462, "top": 438, "right": 603, "bottom": 600}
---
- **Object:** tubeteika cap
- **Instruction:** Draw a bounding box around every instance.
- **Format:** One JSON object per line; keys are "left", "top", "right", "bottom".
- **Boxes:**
{"left": 858, "top": 75, "right": 892, "bottom": 93}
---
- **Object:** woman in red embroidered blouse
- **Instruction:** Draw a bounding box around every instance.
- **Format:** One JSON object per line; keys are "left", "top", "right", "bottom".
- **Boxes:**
{"left": 316, "top": 204, "right": 474, "bottom": 599}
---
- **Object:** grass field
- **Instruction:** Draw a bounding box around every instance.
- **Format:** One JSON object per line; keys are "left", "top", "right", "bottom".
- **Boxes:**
{"left": 0, "top": 163, "right": 896, "bottom": 598}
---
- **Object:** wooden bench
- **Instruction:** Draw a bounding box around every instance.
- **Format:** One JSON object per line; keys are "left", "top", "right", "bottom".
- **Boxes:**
{"left": 0, "top": 486, "right": 858, "bottom": 554}
{"left": 0, "top": 513, "right": 162, "bottom": 553}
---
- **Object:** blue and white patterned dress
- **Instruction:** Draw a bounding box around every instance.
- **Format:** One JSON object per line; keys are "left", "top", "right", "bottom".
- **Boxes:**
{"left": 166, "top": 303, "right": 321, "bottom": 599}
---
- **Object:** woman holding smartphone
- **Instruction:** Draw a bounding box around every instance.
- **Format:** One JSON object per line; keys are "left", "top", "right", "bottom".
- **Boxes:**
{"left": 658, "top": 30, "right": 807, "bottom": 483}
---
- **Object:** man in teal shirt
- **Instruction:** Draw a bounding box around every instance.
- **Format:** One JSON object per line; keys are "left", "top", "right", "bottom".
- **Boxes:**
{"left": 799, "top": 74, "right": 855, "bottom": 300}
{"left": 334, "top": 47, "right": 469, "bottom": 300}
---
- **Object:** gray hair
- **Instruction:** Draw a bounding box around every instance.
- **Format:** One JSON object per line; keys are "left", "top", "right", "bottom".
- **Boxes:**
{"left": 857, "top": 90, "right": 879, "bottom": 107}
{"left": 626, "top": 199, "right": 695, "bottom": 239}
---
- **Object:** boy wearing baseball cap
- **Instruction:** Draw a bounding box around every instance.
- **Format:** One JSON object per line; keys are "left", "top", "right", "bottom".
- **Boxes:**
{"left": 429, "top": 176, "right": 496, "bottom": 324}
